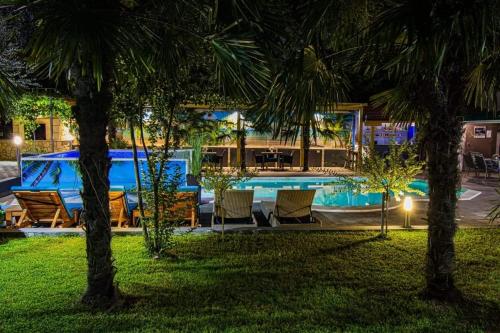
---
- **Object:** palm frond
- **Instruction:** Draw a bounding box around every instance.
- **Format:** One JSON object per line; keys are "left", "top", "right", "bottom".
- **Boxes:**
{"left": 210, "top": 37, "right": 270, "bottom": 102}
{"left": 26, "top": 0, "right": 146, "bottom": 89}
{"left": 250, "top": 45, "right": 348, "bottom": 142}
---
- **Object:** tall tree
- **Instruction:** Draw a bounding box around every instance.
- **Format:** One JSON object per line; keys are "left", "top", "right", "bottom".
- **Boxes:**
{"left": 21, "top": 0, "right": 269, "bottom": 308}
{"left": 24, "top": 0, "right": 145, "bottom": 307}
{"left": 365, "top": 0, "right": 500, "bottom": 300}
{"left": 248, "top": 1, "right": 364, "bottom": 171}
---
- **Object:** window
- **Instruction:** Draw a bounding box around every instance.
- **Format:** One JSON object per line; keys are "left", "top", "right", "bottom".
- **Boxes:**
{"left": 26, "top": 124, "right": 47, "bottom": 140}
{"left": 0, "top": 121, "right": 13, "bottom": 139}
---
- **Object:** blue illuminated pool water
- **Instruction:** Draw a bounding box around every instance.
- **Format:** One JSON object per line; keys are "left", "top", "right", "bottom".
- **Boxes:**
{"left": 21, "top": 149, "right": 190, "bottom": 190}
{"left": 201, "top": 177, "right": 431, "bottom": 208}
{"left": 19, "top": 150, "right": 435, "bottom": 208}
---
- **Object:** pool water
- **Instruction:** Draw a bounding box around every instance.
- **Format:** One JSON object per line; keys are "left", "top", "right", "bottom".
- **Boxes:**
{"left": 18, "top": 150, "right": 436, "bottom": 208}
{"left": 21, "top": 149, "right": 190, "bottom": 190}
{"left": 201, "top": 177, "right": 431, "bottom": 208}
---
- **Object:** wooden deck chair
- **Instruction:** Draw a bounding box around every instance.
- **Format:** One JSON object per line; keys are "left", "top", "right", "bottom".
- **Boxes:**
{"left": 211, "top": 190, "right": 255, "bottom": 227}
{"left": 164, "top": 192, "right": 198, "bottom": 228}
{"left": 109, "top": 191, "right": 129, "bottom": 228}
{"left": 12, "top": 188, "right": 80, "bottom": 228}
{"left": 132, "top": 188, "right": 199, "bottom": 228}
{"left": 262, "top": 189, "right": 318, "bottom": 227}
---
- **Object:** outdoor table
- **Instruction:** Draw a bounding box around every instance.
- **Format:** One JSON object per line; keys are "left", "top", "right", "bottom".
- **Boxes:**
{"left": 262, "top": 151, "right": 283, "bottom": 170}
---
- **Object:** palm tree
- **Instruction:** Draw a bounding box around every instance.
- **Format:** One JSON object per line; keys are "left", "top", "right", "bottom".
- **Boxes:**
{"left": 365, "top": 0, "right": 500, "bottom": 300}
{"left": 254, "top": 45, "right": 347, "bottom": 171}
{"left": 24, "top": 0, "right": 145, "bottom": 307}
{"left": 21, "top": 0, "right": 269, "bottom": 307}
{"left": 249, "top": 1, "right": 363, "bottom": 171}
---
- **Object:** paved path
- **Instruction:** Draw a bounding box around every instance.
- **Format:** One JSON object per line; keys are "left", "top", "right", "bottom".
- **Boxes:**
{"left": 0, "top": 162, "right": 18, "bottom": 180}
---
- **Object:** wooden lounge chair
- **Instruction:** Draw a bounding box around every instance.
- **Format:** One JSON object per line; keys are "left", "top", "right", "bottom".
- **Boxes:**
{"left": 132, "top": 187, "right": 199, "bottom": 228}
{"left": 261, "top": 189, "right": 318, "bottom": 227}
{"left": 109, "top": 190, "right": 129, "bottom": 228}
{"left": 12, "top": 187, "right": 80, "bottom": 228}
{"left": 169, "top": 191, "right": 199, "bottom": 227}
{"left": 211, "top": 189, "right": 256, "bottom": 227}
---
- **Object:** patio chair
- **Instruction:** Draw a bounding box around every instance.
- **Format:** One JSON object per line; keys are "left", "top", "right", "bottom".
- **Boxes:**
{"left": 261, "top": 189, "right": 318, "bottom": 227}
{"left": 472, "top": 153, "right": 499, "bottom": 178}
{"left": 109, "top": 190, "right": 130, "bottom": 227}
{"left": 211, "top": 190, "right": 256, "bottom": 227}
{"left": 168, "top": 189, "right": 199, "bottom": 227}
{"left": 253, "top": 151, "right": 265, "bottom": 170}
{"left": 279, "top": 151, "right": 294, "bottom": 170}
{"left": 12, "top": 187, "right": 80, "bottom": 228}
{"left": 263, "top": 151, "right": 279, "bottom": 164}
{"left": 132, "top": 186, "right": 199, "bottom": 228}
{"left": 463, "top": 153, "right": 478, "bottom": 176}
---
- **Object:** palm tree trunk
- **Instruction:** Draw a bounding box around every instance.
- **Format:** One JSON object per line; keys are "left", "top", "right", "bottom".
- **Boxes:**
{"left": 236, "top": 112, "right": 246, "bottom": 171}
{"left": 423, "top": 90, "right": 463, "bottom": 301}
{"left": 301, "top": 124, "right": 310, "bottom": 172}
{"left": 238, "top": 130, "right": 246, "bottom": 172}
{"left": 73, "top": 65, "right": 117, "bottom": 307}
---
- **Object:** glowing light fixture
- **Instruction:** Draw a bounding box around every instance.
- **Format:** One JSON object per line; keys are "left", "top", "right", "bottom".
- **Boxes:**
{"left": 403, "top": 197, "right": 413, "bottom": 212}
{"left": 403, "top": 196, "right": 413, "bottom": 228}
{"left": 13, "top": 135, "right": 22, "bottom": 146}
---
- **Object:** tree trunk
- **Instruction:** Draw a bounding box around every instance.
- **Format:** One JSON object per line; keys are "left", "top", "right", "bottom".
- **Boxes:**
{"left": 301, "top": 123, "right": 310, "bottom": 172}
{"left": 129, "top": 118, "right": 145, "bottom": 219}
{"left": 380, "top": 192, "right": 385, "bottom": 234}
{"left": 73, "top": 65, "right": 117, "bottom": 307}
{"left": 108, "top": 119, "right": 117, "bottom": 144}
{"left": 423, "top": 83, "right": 463, "bottom": 301}
{"left": 238, "top": 129, "right": 246, "bottom": 171}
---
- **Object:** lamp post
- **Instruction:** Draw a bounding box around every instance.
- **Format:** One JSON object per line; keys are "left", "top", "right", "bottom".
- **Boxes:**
{"left": 13, "top": 135, "right": 23, "bottom": 178}
{"left": 403, "top": 196, "right": 413, "bottom": 228}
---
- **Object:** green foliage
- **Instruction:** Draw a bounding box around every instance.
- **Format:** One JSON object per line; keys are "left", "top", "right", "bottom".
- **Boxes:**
{"left": 359, "top": 142, "right": 425, "bottom": 200}
{"left": 331, "top": 142, "right": 425, "bottom": 235}
{"left": 333, "top": 142, "right": 425, "bottom": 198}
{"left": 108, "top": 136, "right": 128, "bottom": 149}
{"left": 189, "top": 135, "right": 203, "bottom": 177}
{"left": 10, "top": 94, "right": 72, "bottom": 139}
{"left": 198, "top": 167, "right": 254, "bottom": 206}
{"left": 251, "top": 45, "right": 347, "bottom": 143}
{"left": 318, "top": 114, "right": 351, "bottom": 148}
{"left": 139, "top": 84, "right": 183, "bottom": 258}
{"left": 141, "top": 165, "right": 183, "bottom": 258}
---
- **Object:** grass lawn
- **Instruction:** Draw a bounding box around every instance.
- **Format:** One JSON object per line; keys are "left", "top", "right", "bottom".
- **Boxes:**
{"left": 0, "top": 230, "right": 499, "bottom": 333}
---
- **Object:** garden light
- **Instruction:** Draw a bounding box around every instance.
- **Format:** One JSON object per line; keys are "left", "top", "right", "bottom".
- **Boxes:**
{"left": 403, "top": 196, "right": 412, "bottom": 228}
{"left": 403, "top": 196, "right": 413, "bottom": 212}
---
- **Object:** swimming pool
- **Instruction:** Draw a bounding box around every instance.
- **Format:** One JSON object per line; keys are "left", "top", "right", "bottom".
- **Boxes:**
{"left": 201, "top": 177, "right": 431, "bottom": 208}
{"left": 18, "top": 149, "right": 433, "bottom": 208}
{"left": 21, "top": 149, "right": 191, "bottom": 190}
